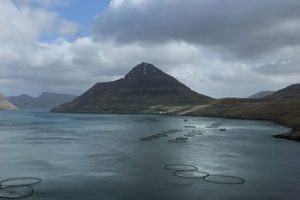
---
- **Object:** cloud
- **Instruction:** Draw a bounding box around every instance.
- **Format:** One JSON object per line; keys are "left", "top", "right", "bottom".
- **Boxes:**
{"left": 1, "top": 35, "right": 295, "bottom": 98}
{"left": 94, "top": 0, "right": 300, "bottom": 58}
{"left": 0, "top": 0, "right": 56, "bottom": 43}
{"left": 0, "top": 35, "right": 211, "bottom": 96}
{"left": 0, "top": 0, "right": 78, "bottom": 44}
{"left": 0, "top": 0, "right": 299, "bottom": 98}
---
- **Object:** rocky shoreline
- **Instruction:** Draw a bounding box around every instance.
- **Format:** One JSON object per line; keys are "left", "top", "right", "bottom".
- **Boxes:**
{"left": 273, "top": 131, "right": 300, "bottom": 142}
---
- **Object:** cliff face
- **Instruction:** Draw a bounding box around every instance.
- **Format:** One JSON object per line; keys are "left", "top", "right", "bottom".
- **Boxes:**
{"left": 0, "top": 93, "right": 18, "bottom": 110}
{"left": 52, "top": 62, "right": 213, "bottom": 113}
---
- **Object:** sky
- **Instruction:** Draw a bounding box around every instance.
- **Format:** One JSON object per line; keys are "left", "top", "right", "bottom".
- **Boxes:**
{"left": 1, "top": 0, "right": 300, "bottom": 98}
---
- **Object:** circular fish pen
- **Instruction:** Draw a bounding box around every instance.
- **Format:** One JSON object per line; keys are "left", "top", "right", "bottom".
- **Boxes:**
{"left": 203, "top": 175, "right": 245, "bottom": 184}
{"left": 164, "top": 164, "right": 198, "bottom": 171}
{"left": 0, "top": 178, "right": 42, "bottom": 188}
{"left": 0, "top": 177, "right": 42, "bottom": 199}
{"left": 164, "top": 164, "right": 245, "bottom": 185}
{"left": 0, "top": 186, "right": 34, "bottom": 199}
{"left": 173, "top": 170, "right": 209, "bottom": 179}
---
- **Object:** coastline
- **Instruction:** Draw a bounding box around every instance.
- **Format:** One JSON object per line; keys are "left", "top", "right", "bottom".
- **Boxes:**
{"left": 184, "top": 113, "right": 299, "bottom": 142}
{"left": 51, "top": 106, "right": 299, "bottom": 142}
{"left": 145, "top": 101, "right": 300, "bottom": 142}
{"left": 50, "top": 97, "right": 300, "bottom": 143}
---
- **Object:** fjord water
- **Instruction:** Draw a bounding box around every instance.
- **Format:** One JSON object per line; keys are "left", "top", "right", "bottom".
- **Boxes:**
{"left": 0, "top": 111, "right": 299, "bottom": 200}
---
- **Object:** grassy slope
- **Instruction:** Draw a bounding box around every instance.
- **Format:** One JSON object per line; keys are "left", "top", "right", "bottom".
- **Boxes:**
{"left": 149, "top": 98, "right": 300, "bottom": 141}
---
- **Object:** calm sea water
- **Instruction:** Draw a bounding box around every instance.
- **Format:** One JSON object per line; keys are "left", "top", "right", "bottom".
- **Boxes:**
{"left": 0, "top": 110, "right": 299, "bottom": 200}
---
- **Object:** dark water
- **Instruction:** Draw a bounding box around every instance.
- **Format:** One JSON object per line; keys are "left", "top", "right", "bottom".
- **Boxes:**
{"left": 0, "top": 110, "right": 299, "bottom": 200}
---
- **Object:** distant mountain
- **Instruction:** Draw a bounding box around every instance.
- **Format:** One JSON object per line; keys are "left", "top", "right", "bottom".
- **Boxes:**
{"left": 268, "top": 84, "right": 300, "bottom": 99}
{"left": 248, "top": 91, "right": 274, "bottom": 99}
{"left": 0, "top": 93, "right": 18, "bottom": 110}
{"left": 52, "top": 62, "right": 213, "bottom": 113}
{"left": 8, "top": 92, "right": 77, "bottom": 110}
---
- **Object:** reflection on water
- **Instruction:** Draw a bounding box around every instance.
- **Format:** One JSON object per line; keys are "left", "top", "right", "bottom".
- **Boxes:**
{"left": 0, "top": 110, "right": 299, "bottom": 200}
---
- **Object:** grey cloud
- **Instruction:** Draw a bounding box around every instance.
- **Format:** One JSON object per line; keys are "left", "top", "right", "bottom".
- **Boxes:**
{"left": 93, "top": 0, "right": 300, "bottom": 59}
{"left": 254, "top": 60, "right": 300, "bottom": 75}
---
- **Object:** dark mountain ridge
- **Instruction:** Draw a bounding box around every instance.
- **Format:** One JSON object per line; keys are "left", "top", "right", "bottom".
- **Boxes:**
{"left": 52, "top": 62, "right": 213, "bottom": 113}
{"left": 248, "top": 91, "right": 274, "bottom": 99}
{"left": 268, "top": 84, "right": 300, "bottom": 99}
{"left": 8, "top": 92, "right": 77, "bottom": 110}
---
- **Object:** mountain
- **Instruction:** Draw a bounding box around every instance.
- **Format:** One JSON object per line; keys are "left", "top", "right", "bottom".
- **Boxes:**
{"left": 248, "top": 91, "right": 274, "bottom": 99}
{"left": 52, "top": 62, "right": 213, "bottom": 113}
{"left": 8, "top": 92, "right": 77, "bottom": 110}
{"left": 268, "top": 84, "right": 300, "bottom": 99}
{"left": 0, "top": 93, "right": 18, "bottom": 110}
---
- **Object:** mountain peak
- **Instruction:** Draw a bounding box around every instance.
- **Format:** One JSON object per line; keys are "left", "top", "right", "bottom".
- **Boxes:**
{"left": 52, "top": 62, "right": 213, "bottom": 113}
{"left": 124, "top": 62, "right": 165, "bottom": 80}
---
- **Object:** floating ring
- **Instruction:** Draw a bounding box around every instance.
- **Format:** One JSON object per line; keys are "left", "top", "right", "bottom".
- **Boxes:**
{"left": 173, "top": 170, "right": 209, "bottom": 179}
{"left": 0, "top": 178, "right": 42, "bottom": 188}
{"left": 164, "top": 164, "right": 198, "bottom": 171}
{"left": 203, "top": 175, "right": 245, "bottom": 184}
{"left": 0, "top": 186, "right": 34, "bottom": 199}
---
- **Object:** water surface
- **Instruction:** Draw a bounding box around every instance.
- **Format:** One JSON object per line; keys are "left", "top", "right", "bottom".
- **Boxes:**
{"left": 0, "top": 110, "right": 299, "bottom": 200}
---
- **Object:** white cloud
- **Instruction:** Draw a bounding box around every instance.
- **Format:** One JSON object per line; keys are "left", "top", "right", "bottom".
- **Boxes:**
{"left": 0, "top": 0, "right": 299, "bottom": 98}
{"left": 0, "top": 0, "right": 56, "bottom": 43}
{"left": 0, "top": 0, "right": 78, "bottom": 44}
